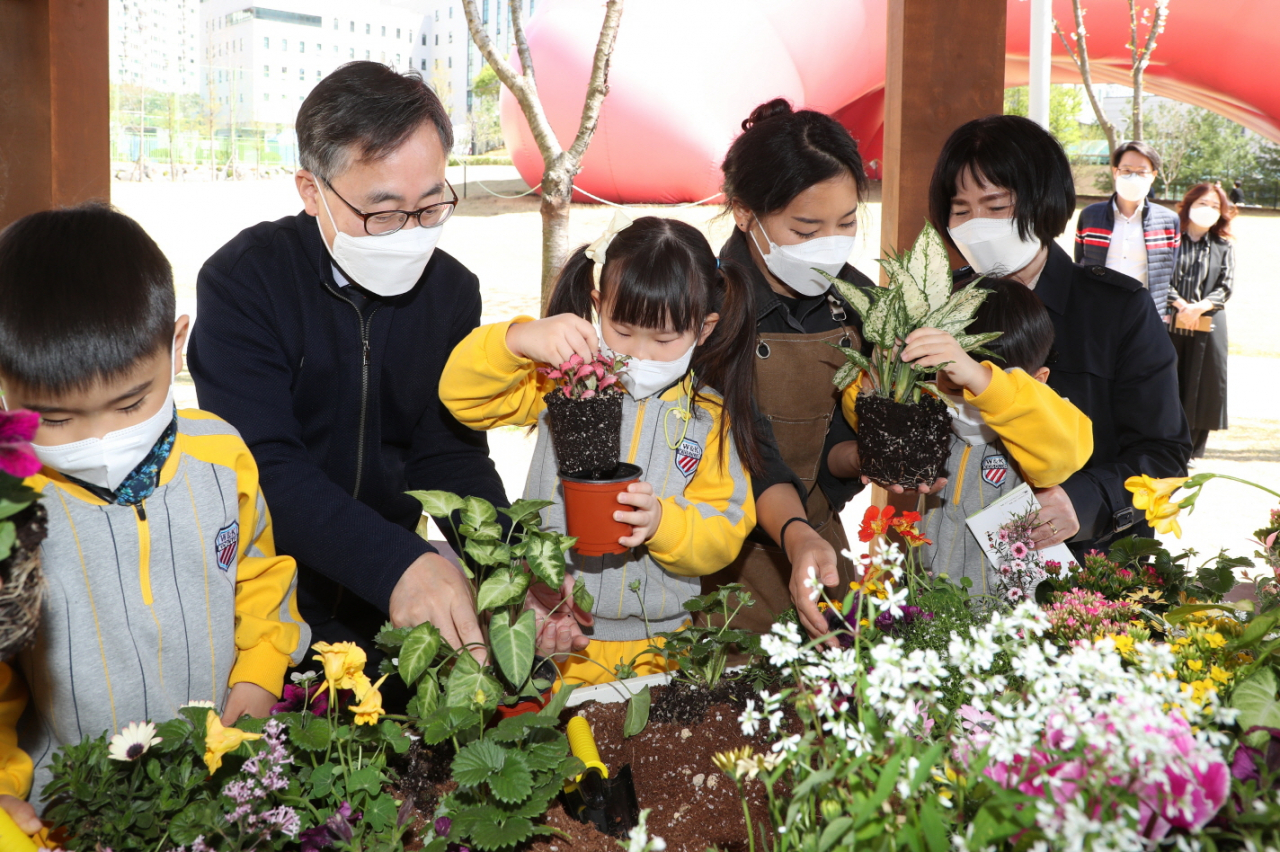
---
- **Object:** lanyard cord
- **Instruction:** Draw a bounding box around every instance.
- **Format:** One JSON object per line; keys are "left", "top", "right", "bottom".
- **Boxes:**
{"left": 663, "top": 372, "right": 695, "bottom": 450}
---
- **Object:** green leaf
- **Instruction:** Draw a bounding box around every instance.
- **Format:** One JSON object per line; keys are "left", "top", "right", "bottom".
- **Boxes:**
{"left": 346, "top": 765, "right": 382, "bottom": 795}
{"left": 491, "top": 608, "right": 537, "bottom": 688}
{"left": 1231, "top": 668, "right": 1280, "bottom": 747}
{"left": 861, "top": 286, "right": 898, "bottom": 348}
{"left": 953, "top": 331, "right": 1003, "bottom": 352}
{"left": 461, "top": 495, "right": 499, "bottom": 529}
{"left": 500, "top": 498, "right": 554, "bottom": 525}
{"left": 1233, "top": 609, "right": 1280, "bottom": 650}
{"left": 362, "top": 793, "right": 399, "bottom": 832}
{"left": 461, "top": 520, "right": 504, "bottom": 542}
{"left": 537, "top": 681, "right": 577, "bottom": 720}
{"left": 407, "top": 489, "right": 466, "bottom": 520}
{"left": 416, "top": 673, "right": 441, "bottom": 717}
{"left": 920, "top": 801, "right": 950, "bottom": 852}
{"left": 290, "top": 713, "right": 333, "bottom": 752}
{"left": 524, "top": 534, "right": 566, "bottom": 590}
{"left": 399, "top": 621, "right": 444, "bottom": 685}
{"left": 445, "top": 653, "right": 502, "bottom": 711}
{"left": 465, "top": 537, "right": 512, "bottom": 567}
{"left": 819, "top": 270, "right": 875, "bottom": 319}
{"left": 623, "top": 685, "right": 651, "bottom": 738}
{"left": 819, "top": 816, "right": 856, "bottom": 852}
{"left": 572, "top": 574, "right": 594, "bottom": 615}
{"left": 488, "top": 749, "right": 534, "bottom": 803}
{"left": 923, "top": 284, "right": 992, "bottom": 335}
{"left": 886, "top": 246, "right": 931, "bottom": 325}
{"left": 523, "top": 738, "right": 569, "bottom": 773}
{"left": 469, "top": 815, "right": 535, "bottom": 851}
{"left": 453, "top": 738, "right": 507, "bottom": 787}
{"left": 0, "top": 522, "right": 14, "bottom": 562}
{"left": 906, "top": 221, "right": 954, "bottom": 315}
{"left": 476, "top": 567, "right": 531, "bottom": 613}
{"left": 375, "top": 621, "right": 414, "bottom": 653}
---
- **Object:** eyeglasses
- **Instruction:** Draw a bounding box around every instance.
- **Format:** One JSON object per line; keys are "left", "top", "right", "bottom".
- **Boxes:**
{"left": 1116, "top": 167, "right": 1154, "bottom": 178}
{"left": 322, "top": 179, "right": 458, "bottom": 235}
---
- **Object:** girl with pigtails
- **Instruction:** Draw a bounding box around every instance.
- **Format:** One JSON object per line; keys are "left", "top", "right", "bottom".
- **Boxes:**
{"left": 440, "top": 215, "right": 765, "bottom": 686}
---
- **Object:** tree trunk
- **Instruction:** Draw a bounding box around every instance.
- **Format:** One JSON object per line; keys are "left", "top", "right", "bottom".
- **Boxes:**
{"left": 1054, "top": 4, "right": 1118, "bottom": 153}
{"left": 1131, "top": 71, "right": 1143, "bottom": 142}
{"left": 539, "top": 170, "right": 573, "bottom": 315}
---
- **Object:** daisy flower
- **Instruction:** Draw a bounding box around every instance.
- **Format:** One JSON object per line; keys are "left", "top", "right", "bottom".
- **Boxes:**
{"left": 108, "top": 721, "right": 162, "bottom": 761}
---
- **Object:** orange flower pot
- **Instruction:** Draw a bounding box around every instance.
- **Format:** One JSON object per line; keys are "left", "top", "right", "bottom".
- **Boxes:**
{"left": 560, "top": 463, "right": 643, "bottom": 556}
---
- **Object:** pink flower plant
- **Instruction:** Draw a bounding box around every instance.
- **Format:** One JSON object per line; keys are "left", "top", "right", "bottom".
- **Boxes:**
{"left": 538, "top": 352, "right": 628, "bottom": 400}
{"left": 0, "top": 409, "right": 41, "bottom": 478}
{"left": 1045, "top": 588, "right": 1138, "bottom": 642}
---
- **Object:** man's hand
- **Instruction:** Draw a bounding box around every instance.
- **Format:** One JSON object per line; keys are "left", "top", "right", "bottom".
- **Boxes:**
{"left": 390, "top": 552, "right": 486, "bottom": 662}
{"left": 525, "top": 575, "right": 594, "bottom": 661}
{"left": 1030, "top": 485, "right": 1080, "bottom": 548}
{"left": 615, "top": 482, "right": 662, "bottom": 548}
{"left": 505, "top": 314, "right": 598, "bottom": 366}
{"left": 0, "top": 794, "right": 40, "bottom": 837}
{"left": 785, "top": 523, "right": 840, "bottom": 645}
{"left": 221, "top": 682, "right": 277, "bottom": 725}
{"left": 865, "top": 474, "right": 949, "bottom": 496}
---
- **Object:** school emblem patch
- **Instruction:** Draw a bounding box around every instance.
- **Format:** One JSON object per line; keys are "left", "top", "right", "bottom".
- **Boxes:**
{"left": 675, "top": 438, "right": 703, "bottom": 478}
{"left": 215, "top": 521, "right": 239, "bottom": 573}
{"left": 981, "top": 453, "right": 1009, "bottom": 487}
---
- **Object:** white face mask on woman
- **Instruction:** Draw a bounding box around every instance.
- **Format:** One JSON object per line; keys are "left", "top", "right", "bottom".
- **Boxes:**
{"left": 1188, "top": 205, "right": 1221, "bottom": 229}
{"left": 596, "top": 320, "right": 695, "bottom": 400}
{"left": 749, "top": 219, "right": 854, "bottom": 297}
{"left": 947, "top": 217, "right": 1042, "bottom": 277}
{"left": 317, "top": 188, "right": 442, "bottom": 297}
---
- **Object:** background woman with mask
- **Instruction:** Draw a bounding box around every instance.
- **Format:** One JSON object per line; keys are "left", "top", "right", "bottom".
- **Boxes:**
{"left": 703, "top": 99, "right": 916, "bottom": 643}
{"left": 928, "top": 114, "right": 1191, "bottom": 557}
{"left": 1168, "top": 182, "right": 1237, "bottom": 462}
{"left": 1073, "top": 141, "right": 1182, "bottom": 313}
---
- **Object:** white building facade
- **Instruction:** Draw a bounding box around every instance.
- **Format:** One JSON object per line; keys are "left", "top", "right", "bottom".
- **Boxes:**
{"left": 112, "top": 0, "right": 201, "bottom": 93}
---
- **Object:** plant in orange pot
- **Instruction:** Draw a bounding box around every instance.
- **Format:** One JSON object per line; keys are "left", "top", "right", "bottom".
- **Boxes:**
{"left": 539, "top": 351, "right": 641, "bottom": 556}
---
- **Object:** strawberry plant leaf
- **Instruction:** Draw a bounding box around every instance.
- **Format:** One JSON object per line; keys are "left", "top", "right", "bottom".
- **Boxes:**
{"left": 453, "top": 738, "right": 506, "bottom": 787}
{"left": 488, "top": 750, "right": 534, "bottom": 804}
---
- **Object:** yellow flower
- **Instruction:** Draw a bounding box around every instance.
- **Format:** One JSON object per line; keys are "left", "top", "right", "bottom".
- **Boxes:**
{"left": 203, "top": 711, "right": 263, "bottom": 774}
{"left": 349, "top": 674, "right": 390, "bottom": 726}
{"left": 1125, "top": 474, "right": 1188, "bottom": 538}
{"left": 312, "top": 641, "right": 368, "bottom": 700}
{"left": 1210, "top": 665, "right": 1232, "bottom": 685}
{"left": 1203, "top": 631, "right": 1227, "bottom": 649}
{"left": 1185, "top": 659, "right": 1204, "bottom": 672}
{"left": 1109, "top": 634, "right": 1135, "bottom": 656}
{"left": 1182, "top": 678, "right": 1217, "bottom": 706}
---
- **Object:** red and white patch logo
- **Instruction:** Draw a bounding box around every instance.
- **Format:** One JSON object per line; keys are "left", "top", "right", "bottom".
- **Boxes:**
{"left": 215, "top": 521, "right": 239, "bottom": 573}
{"left": 981, "top": 453, "right": 1009, "bottom": 487}
{"left": 674, "top": 438, "right": 703, "bottom": 478}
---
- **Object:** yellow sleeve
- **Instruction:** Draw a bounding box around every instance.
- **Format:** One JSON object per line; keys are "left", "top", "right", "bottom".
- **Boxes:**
{"left": 440, "top": 317, "right": 553, "bottom": 429}
{"left": 228, "top": 449, "right": 307, "bottom": 696}
{"left": 839, "top": 373, "right": 865, "bottom": 432}
{"left": 0, "top": 663, "right": 32, "bottom": 799}
{"left": 646, "top": 405, "right": 757, "bottom": 577}
{"left": 965, "top": 364, "right": 1094, "bottom": 488}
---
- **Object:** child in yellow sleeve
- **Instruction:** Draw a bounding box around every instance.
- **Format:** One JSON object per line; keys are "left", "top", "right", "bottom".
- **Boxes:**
{"left": 442, "top": 216, "right": 766, "bottom": 686}
{"left": 889, "top": 278, "right": 1093, "bottom": 595}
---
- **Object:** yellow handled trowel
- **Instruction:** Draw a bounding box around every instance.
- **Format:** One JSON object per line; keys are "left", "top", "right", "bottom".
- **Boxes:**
{"left": 562, "top": 716, "right": 640, "bottom": 837}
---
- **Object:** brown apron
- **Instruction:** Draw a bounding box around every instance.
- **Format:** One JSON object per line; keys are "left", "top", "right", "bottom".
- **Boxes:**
{"left": 701, "top": 296, "right": 861, "bottom": 634}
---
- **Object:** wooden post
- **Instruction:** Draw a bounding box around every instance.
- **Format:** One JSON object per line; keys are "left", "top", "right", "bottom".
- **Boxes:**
{"left": 0, "top": 0, "right": 110, "bottom": 231}
{"left": 882, "top": 0, "right": 1006, "bottom": 263}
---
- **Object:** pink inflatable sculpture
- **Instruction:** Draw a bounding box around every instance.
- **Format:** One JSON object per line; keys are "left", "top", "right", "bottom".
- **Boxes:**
{"left": 500, "top": 0, "right": 1280, "bottom": 204}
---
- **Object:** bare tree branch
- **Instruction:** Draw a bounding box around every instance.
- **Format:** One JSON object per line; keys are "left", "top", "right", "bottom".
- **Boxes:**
{"left": 564, "top": 1, "right": 624, "bottom": 166}
{"left": 1054, "top": 3, "right": 1118, "bottom": 152}
{"left": 508, "top": 0, "right": 536, "bottom": 96}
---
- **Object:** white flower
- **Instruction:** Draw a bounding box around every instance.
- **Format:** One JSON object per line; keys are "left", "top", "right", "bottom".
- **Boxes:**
{"left": 771, "top": 734, "right": 802, "bottom": 754}
{"left": 625, "top": 808, "right": 666, "bottom": 852}
{"left": 802, "top": 565, "right": 824, "bottom": 601}
{"left": 738, "top": 699, "right": 763, "bottom": 737}
{"left": 181, "top": 700, "right": 216, "bottom": 709}
{"left": 289, "top": 670, "right": 319, "bottom": 683}
{"left": 108, "top": 721, "right": 162, "bottom": 761}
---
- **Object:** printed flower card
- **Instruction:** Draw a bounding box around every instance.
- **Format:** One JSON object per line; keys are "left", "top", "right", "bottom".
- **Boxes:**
{"left": 965, "top": 483, "right": 1079, "bottom": 603}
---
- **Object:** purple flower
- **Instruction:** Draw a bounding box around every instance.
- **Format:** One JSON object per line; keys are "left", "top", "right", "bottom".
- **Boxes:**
{"left": 0, "top": 409, "right": 41, "bottom": 478}
{"left": 271, "top": 681, "right": 331, "bottom": 716}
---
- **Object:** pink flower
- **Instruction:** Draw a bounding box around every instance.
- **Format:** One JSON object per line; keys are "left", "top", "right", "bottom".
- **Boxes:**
{"left": 1011, "top": 560, "right": 1026, "bottom": 572}
{"left": 999, "top": 564, "right": 1013, "bottom": 576}
{"left": 0, "top": 410, "right": 41, "bottom": 478}
{"left": 1010, "top": 541, "right": 1029, "bottom": 559}
{"left": 998, "top": 529, "right": 1009, "bottom": 542}
{"left": 1008, "top": 588, "right": 1023, "bottom": 600}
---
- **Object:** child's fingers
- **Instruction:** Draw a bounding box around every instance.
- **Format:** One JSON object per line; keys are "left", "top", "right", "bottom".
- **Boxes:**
{"left": 617, "top": 528, "right": 648, "bottom": 548}
{"left": 0, "top": 794, "right": 40, "bottom": 835}
{"left": 625, "top": 481, "right": 654, "bottom": 495}
{"left": 615, "top": 490, "right": 655, "bottom": 509}
{"left": 613, "top": 508, "right": 650, "bottom": 527}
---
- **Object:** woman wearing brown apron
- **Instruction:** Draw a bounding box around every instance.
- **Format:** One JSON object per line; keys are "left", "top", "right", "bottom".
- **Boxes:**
{"left": 702, "top": 99, "right": 875, "bottom": 641}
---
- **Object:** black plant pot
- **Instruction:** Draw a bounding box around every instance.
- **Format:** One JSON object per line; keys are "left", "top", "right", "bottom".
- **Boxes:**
{"left": 855, "top": 394, "right": 952, "bottom": 489}
{"left": 543, "top": 391, "right": 624, "bottom": 479}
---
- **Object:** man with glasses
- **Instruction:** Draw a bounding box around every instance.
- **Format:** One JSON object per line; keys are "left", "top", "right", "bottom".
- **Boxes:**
{"left": 1074, "top": 140, "right": 1182, "bottom": 313}
{"left": 189, "top": 62, "right": 505, "bottom": 670}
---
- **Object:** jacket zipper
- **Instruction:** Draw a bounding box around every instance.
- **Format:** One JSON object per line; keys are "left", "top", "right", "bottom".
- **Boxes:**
{"left": 336, "top": 292, "right": 380, "bottom": 499}
{"left": 134, "top": 500, "right": 154, "bottom": 605}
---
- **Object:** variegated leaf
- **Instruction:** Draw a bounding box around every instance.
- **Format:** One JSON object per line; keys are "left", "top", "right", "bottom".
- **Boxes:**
{"left": 905, "top": 223, "right": 953, "bottom": 314}
{"left": 953, "top": 331, "right": 1003, "bottom": 352}
{"left": 862, "top": 291, "right": 896, "bottom": 347}
{"left": 922, "top": 285, "right": 992, "bottom": 335}
{"left": 832, "top": 345, "right": 872, "bottom": 374}
{"left": 818, "top": 270, "right": 875, "bottom": 319}
{"left": 833, "top": 360, "right": 861, "bottom": 390}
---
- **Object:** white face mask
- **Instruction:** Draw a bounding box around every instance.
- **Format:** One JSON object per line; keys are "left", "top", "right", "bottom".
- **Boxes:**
{"left": 942, "top": 390, "right": 998, "bottom": 447}
{"left": 1115, "top": 173, "right": 1154, "bottom": 203}
{"left": 317, "top": 188, "right": 441, "bottom": 297}
{"left": 596, "top": 320, "right": 695, "bottom": 400}
{"left": 749, "top": 219, "right": 854, "bottom": 297}
{"left": 31, "top": 382, "right": 176, "bottom": 492}
{"left": 947, "top": 217, "right": 1042, "bottom": 276}
{"left": 1188, "top": 206, "right": 1220, "bottom": 229}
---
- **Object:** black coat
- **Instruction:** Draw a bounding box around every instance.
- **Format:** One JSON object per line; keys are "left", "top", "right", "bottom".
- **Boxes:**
{"left": 1033, "top": 243, "right": 1192, "bottom": 550}
{"left": 188, "top": 211, "right": 508, "bottom": 639}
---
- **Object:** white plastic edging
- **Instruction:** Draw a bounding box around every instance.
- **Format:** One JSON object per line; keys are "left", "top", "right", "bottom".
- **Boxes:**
{"left": 564, "top": 672, "right": 673, "bottom": 707}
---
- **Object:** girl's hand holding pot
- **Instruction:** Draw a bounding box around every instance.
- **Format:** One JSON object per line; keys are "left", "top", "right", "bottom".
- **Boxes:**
{"left": 614, "top": 481, "right": 663, "bottom": 547}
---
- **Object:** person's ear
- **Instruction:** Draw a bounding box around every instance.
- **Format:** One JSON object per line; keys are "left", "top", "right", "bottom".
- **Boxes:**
{"left": 173, "top": 315, "right": 192, "bottom": 377}
{"left": 698, "top": 312, "right": 720, "bottom": 346}
{"left": 730, "top": 200, "right": 753, "bottom": 233}
{"left": 589, "top": 288, "right": 601, "bottom": 319}
{"left": 1032, "top": 366, "right": 1050, "bottom": 384}
{"left": 297, "top": 169, "right": 321, "bottom": 217}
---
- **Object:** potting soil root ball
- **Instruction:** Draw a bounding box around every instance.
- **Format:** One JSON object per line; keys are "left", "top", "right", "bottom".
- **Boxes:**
{"left": 0, "top": 503, "right": 48, "bottom": 659}
{"left": 855, "top": 394, "right": 952, "bottom": 488}
{"left": 544, "top": 392, "right": 624, "bottom": 478}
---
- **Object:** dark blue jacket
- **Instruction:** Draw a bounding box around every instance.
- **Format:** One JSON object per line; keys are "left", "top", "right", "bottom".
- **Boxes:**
{"left": 1074, "top": 197, "right": 1181, "bottom": 313}
{"left": 189, "top": 211, "right": 507, "bottom": 633}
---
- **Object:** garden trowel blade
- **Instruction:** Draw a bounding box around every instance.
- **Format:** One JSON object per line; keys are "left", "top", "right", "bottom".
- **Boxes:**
{"left": 566, "top": 764, "right": 640, "bottom": 837}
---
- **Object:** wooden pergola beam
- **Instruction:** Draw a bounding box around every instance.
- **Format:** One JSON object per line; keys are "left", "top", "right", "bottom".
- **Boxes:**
{"left": 0, "top": 0, "right": 110, "bottom": 231}
{"left": 882, "top": 0, "right": 1007, "bottom": 264}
